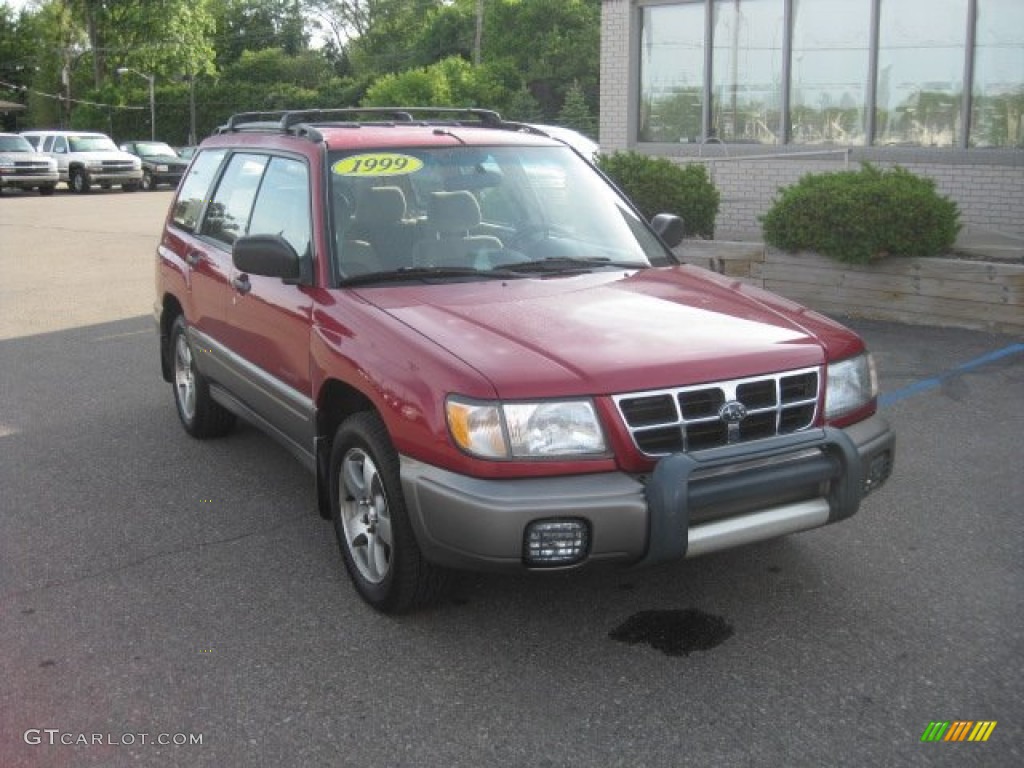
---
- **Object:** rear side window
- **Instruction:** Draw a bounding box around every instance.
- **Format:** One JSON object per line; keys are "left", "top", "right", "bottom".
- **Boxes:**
{"left": 171, "top": 149, "right": 227, "bottom": 232}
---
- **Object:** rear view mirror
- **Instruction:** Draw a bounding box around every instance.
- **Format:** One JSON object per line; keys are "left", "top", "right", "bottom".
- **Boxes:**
{"left": 651, "top": 213, "right": 685, "bottom": 248}
{"left": 233, "top": 234, "right": 301, "bottom": 281}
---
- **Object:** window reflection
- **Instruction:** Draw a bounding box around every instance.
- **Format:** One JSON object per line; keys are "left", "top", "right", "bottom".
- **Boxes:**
{"left": 634, "top": 0, "right": 1023, "bottom": 149}
{"left": 640, "top": 3, "right": 705, "bottom": 143}
{"left": 711, "top": 0, "right": 785, "bottom": 144}
{"left": 790, "top": 0, "right": 870, "bottom": 145}
{"left": 876, "top": 0, "right": 968, "bottom": 147}
{"left": 971, "top": 0, "right": 1024, "bottom": 147}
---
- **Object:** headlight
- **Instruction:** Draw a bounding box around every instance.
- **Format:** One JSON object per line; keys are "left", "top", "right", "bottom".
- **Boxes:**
{"left": 825, "top": 353, "right": 877, "bottom": 421}
{"left": 0, "top": 161, "right": 14, "bottom": 170}
{"left": 156, "top": 164, "right": 168, "bottom": 172}
{"left": 446, "top": 397, "right": 606, "bottom": 459}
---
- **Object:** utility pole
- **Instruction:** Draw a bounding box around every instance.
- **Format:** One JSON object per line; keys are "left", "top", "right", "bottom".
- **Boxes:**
{"left": 473, "top": 0, "right": 483, "bottom": 66}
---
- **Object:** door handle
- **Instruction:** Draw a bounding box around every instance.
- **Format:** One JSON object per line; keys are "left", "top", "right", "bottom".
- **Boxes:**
{"left": 231, "top": 274, "right": 251, "bottom": 295}
{"left": 184, "top": 250, "right": 202, "bottom": 267}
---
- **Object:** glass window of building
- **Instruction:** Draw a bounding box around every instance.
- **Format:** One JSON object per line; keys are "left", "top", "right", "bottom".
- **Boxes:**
{"left": 711, "top": 0, "right": 786, "bottom": 144}
{"left": 971, "top": 0, "right": 1024, "bottom": 147}
{"left": 639, "top": 2, "right": 706, "bottom": 143}
{"left": 790, "top": 0, "right": 871, "bottom": 145}
{"left": 876, "top": 0, "right": 969, "bottom": 147}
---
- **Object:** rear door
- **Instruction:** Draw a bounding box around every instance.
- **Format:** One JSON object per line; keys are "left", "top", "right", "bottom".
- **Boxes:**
{"left": 164, "top": 148, "right": 233, "bottom": 366}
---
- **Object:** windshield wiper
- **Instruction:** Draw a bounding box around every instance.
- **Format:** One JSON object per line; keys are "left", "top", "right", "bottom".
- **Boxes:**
{"left": 339, "top": 265, "right": 523, "bottom": 287}
{"left": 503, "top": 256, "right": 647, "bottom": 274}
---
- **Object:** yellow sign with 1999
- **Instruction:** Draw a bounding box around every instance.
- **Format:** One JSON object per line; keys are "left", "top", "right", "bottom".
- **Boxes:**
{"left": 332, "top": 153, "right": 424, "bottom": 177}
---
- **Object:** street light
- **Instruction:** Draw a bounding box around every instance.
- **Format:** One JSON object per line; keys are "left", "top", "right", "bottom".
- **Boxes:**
{"left": 117, "top": 67, "right": 155, "bottom": 140}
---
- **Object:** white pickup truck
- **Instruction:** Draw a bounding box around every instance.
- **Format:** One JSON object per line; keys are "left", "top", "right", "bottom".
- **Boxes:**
{"left": 21, "top": 130, "right": 142, "bottom": 193}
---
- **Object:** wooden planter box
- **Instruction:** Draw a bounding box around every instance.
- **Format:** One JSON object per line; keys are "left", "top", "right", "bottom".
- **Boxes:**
{"left": 681, "top": 241, "right": 1024, "bottom": 335}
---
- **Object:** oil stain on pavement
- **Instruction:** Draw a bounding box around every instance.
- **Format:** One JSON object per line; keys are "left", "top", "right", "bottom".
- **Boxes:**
{"left": 609, "top": 609, "right": 734, "bottom": 657}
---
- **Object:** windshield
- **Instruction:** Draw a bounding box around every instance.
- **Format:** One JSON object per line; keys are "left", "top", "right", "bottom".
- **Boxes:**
{"left": 68, "top": 136, "right": 119, "bottom": 152}
{"left": 328, "top": 144, "right": 672, "bottom": 283}
{"left": 0, "top": 135, "right": 34, "bottom": 153}
{"left": 133, "top": 141, "right": 178, "bottom": 157}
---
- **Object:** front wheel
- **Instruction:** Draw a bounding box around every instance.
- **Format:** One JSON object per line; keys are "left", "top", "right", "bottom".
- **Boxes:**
{"left": 69, "top": 169, "right": 90, "bottom": 194}
{"left": 169, "top": 316, "right": 235, "bottom": 438}
{"left": 330, "top": 412, "right": 451, "bottom": 613}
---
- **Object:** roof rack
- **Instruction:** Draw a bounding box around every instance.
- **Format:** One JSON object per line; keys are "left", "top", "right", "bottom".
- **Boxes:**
{"left": 216, "top": 107, "right": 507, "bottom": 141}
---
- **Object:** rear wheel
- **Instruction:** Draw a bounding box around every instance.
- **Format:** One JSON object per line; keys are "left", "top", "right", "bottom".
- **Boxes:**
{"left": 330, "top": 411, "right": 452, "bottom": 613}
{"left": 169, "top": 315, "right": 235, "bottom": 438}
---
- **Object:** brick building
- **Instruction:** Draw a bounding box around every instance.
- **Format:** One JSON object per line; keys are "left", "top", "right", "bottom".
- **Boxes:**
{"left": 599, "top": 0, "right": 1023, "bottom": 242}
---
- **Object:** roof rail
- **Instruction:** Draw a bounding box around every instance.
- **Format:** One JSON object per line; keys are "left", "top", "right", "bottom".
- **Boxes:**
{"left": 217, "top": 107, "right": 507, "bottom": 139}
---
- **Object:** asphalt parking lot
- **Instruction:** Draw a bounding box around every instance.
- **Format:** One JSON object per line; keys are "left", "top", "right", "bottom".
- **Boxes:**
{"left": 1, "top": 188, "right": 1021, "bottom": 767}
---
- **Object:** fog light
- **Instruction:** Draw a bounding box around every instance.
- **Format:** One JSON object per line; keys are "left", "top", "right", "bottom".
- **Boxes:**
{"left": 863, "top": 451, "right": 893, "bottom": 495}
{"left": 524, "top": 519, "right": 589, "bottom": 566}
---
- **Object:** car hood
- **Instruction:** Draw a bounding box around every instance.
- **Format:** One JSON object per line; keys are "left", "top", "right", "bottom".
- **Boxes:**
{"left": 358, "top": 266, "right": 864, "bottom": 398}
{"left": 0, "top": 152, "right": 55, "bottom": 165}
{"left": 140, "top": 154, "right": 187, "bottom": 165}
{"left": 68, "top": 150, "right": 138, "bottom": 162}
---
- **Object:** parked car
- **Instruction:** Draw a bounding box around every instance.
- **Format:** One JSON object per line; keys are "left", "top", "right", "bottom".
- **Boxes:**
{"left": 120, "top": 140, "right": 189, "bottom": 190}
{"left": 155, "top": 107, "right": 894, "bottom": 613}
{"left": 21, "top": 130, "right": 142, "bottom": 193}
{"left": 525, "top": 123, "right": 600, "bottom": 160}
{"left": 0, "top": 132, "right": 59, "bottom": 196}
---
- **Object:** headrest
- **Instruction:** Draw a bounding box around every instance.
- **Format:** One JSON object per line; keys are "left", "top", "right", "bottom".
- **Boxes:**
{"left": 427, "top": 191, "right": 481, "bottom": 233}
{"left": 356, "top": 186, "right": 407, "bottom": 226}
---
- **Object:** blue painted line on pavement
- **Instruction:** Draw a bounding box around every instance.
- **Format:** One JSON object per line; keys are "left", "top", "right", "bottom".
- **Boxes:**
{"left": 879, "top": 343, "right": 1024, "bottom": 407}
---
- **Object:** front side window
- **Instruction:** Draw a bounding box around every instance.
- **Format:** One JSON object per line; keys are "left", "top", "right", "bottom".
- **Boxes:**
{"left": 247, "top": 156, "right": 311, "bottom": 259}
{"left": 876, "top": 0, "right": 968, "bottom": 147}
{"left": 200, "top": 153, "right": 268, "bottom": 247}
{"left": 639, "top": 2, "right": 706, "bottom": 143}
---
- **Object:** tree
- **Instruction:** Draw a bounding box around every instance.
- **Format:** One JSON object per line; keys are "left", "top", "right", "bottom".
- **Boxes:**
{"left": 557, "top": 80, "right": 595, "bottom": 137}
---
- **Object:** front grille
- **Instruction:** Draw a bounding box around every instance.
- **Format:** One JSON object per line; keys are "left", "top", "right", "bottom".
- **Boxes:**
{"left": 10, "top": 162, "right": 52, "bottom": 176}
{"left": 613, "top": 367, "right": 821, "bottom": 456}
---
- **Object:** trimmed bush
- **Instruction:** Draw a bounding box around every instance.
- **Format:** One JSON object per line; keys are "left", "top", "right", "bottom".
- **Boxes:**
{"left": 760, "top": 164, "right": 961, "bottom": 263}
{"left": 598, "top": 151, "right": 720, "bottom": 239}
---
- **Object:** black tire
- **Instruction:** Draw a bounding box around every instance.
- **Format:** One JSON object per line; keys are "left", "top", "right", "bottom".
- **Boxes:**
{"left": 330, "top": 411, "right": 452, "bottom": 613}
{"left": 39, "top": 184, "right": 56, "bottom": 196}
{"left": 169, "top": 315, "right": 235, "bottom": 438}
{"left": 141, "top": 171, "right": 155, "bottom": 191}
{"left": 69, "top": 169, "right": 90, "bottom": 194}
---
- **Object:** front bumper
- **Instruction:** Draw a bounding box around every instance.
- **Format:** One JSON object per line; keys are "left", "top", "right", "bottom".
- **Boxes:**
{"left": 400, "top": 413, "right": 894, "bottom": 572}
{"left": 1, "top": 173, "right": 59, "bottom": 188}
{"left": 73, "top": 170, "right": 143, "bottom": 184}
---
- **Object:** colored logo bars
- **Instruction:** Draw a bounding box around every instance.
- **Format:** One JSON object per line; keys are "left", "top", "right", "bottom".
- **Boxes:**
{"left": 921, "top": 721, "right": 997, "bottom": 743}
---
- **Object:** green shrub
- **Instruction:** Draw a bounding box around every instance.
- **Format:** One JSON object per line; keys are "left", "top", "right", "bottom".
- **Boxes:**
{"left": 760, "top": 164, "right": 961, "bottom": 263}
{"left": 597, "top": 151, "right": 720, "bottom": 239}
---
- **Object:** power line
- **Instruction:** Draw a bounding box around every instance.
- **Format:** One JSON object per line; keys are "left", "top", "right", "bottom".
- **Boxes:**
{"left": 0, "top": 79, "right": 145, "bottom": 110}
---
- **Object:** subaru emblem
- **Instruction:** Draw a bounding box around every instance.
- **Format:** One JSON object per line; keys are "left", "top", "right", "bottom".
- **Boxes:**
{"left": 718, "top": 400, "right": 747, "bottom": 424}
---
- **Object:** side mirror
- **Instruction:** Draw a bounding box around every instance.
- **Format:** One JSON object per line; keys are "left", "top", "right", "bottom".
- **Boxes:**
{"left": 233, "top": 234, "right": 301, "bottom": 281}
{"left": 651, "top": 213, "right": 685, "bottom": 248}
